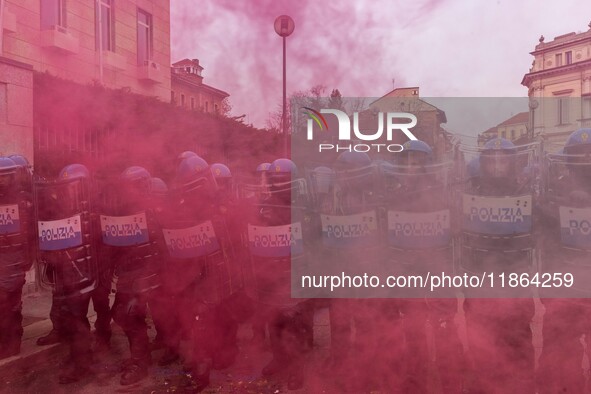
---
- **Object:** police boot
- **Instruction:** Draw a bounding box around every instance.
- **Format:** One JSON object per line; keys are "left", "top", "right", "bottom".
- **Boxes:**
{"left": 36, "top": 329, "right": 63, "bottom": 346}
{"left": 158, "top": 346, "right": 180, "bottom": 366}
{"left": 58, "top": 360, "right": 91, "bottom": 384}
{"left": 120, "top": 358, "right": 149, "bottom": 386}
{"left": 261, "top": 332, "right": 290, "bottom": 377}
{"left": 287, "top": 362, "right": 305, "bottom": 391}
{"left": 189, "top": 360, "right": 211, "bottom": 393}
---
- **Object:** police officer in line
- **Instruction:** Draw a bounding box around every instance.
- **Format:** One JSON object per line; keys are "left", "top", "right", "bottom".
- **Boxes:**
{"left": 156, "top": 155, "right": 238, "bottom": 391}
{"left": 144, "top": 176, "right": 180, "bottom": 365}
{"left": 0, "top": 156, "right": 34, "bottom": 360}
{"left": 35, "top": 164, "right": 98, "bottom": 383}
{"left": 317, "top": 151, "right": 385, "bottom": 391}
{"left": 38, "top": 173, "right": 115, "bottom": 352}
{"left": 244, "top": 158, "right": 313, "bottom": 390}
{"left": 109, "top": 166, "right": 161, "bottom": 385}
{"left": 385, "top": 140, "right": 464, "bottom": 392}
{"left": 460, "top": 138, "right": 536, "bottom": 393}
{"left": 537, "top": 129, "right": 591, "bottom": 393}
{"left": 209, "top": 162, "right": 254, "bottom": 369}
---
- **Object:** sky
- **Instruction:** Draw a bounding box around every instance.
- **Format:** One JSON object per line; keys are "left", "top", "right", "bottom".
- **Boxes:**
{"left": 170, "top": 0, "right": 591, "bottom": 135}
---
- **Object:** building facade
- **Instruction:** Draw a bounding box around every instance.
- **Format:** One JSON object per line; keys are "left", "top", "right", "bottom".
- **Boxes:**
{"left": 522, "top": 23, "right": 591, "bottom": 149}
{"left": 171, "top": 58, "right": 229, "bottom": 114}
{"left": 0, "top": 0, "right": 171, "bottom": 160}
{"left": 368, "top": 87, "right": 451, "bottom": 159}
{"left": 478, "top": 112, "right": 530, "bottom": 146}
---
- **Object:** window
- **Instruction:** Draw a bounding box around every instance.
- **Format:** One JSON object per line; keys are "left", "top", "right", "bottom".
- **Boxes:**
{"left": 511, "top": 129, "right": 515, "bottom": 139}
{"left": 191, "top": 97, "right": 195, "bottom": 110}
{"left": 582, "top": 97, "right": 591, "bottom": 120}
{"left": 41, "top": 0, "right": 67, "bottom": 30}
{"left": 95, "top": 0, "right": 114, "bottom": 51}
{"left": 214, "top": 104, "right": 219, "bottom": 113}
{"left": 565, "top": 51, "right": 572, "bottom": 65}
{"left": 555, "top": 53, "right": 562, "bottom": 67}
{"left": 137, "top": 9, "right": 153, "bottom": 65}
{"left": 171, "top": 91, "right": 175, "bottom": 104}
{"left": 181, "top": 94, "right": 185, "bottom": 107}
{"left": 0, "top": 83, "right": 7, "bottom": 124}
{"left": 557, "top": 98, "right": 570, "bottom": 125}
{"left": 501, "top": 131, "right": 506, "bottom": 139}
{"left": 205, "top": 102, "right": 209, "bottom": 113}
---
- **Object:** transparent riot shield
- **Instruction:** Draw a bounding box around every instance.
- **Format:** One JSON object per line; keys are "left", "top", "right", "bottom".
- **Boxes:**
{"left": 0, "top": 165, "right": 34, "bottom": 291}
{"left": 160, "top": 215, "right": 234, "bottom": 305}
{"left": 96, "top": 181, "right": 161, "bottom": 296}
{"left": 240, "top": 176, "right": 310, "bottom": 307}
{"left": 309, "top": 163, "right": 384, "bottom": 298}
{"left": 34, "top": 176, "right": 98, "bottom": 298}
{"left": 541, "top": 150, "right": 591, "bottom": 297}
{"left": 457, "top": 142, "right": 540, "bottom": 296}
{"left": 379, "top": 160, "right": 455, "bottom": 278}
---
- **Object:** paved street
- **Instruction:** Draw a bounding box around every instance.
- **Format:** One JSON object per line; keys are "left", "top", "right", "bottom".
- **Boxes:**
{"left": 0, "top": 290, "right": 551, "bottom": 394}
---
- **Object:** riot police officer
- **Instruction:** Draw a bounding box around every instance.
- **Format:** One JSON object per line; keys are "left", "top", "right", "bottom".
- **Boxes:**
{"left": 209, "top": 162, "right": 254, "bottom": 369}
{"left": 244, "top": 158, "right": 312, "bottom": 390}
{"left": 35, "top": 163, "right": 98, "bottom": 383}
{"left": 108, "top": 166, "right": 161, "bottom": 385}
{"left": 157, "top": 155, "right": 238, "bottom": 391}
{"left": 460, "top": 138, "right": 537, "bottom": 392}
{"left": 315, "top": 151, "right": 385, "bottom": 391}
{"left": 0, "top": 156, "right": 34, "bottom": 360}
{"left": 384, "top": 140, "right": 464, "bottom": 392}
{"left": 537, "top": 129, "right": 591, "bottom": 393}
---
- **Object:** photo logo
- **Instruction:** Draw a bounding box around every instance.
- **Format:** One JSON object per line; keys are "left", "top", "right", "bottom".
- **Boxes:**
{"left": 303, "top": 108, "right": 418, "bottom": 153}
{"left": 302, "top": 107, "right": 329, "bottom": 131}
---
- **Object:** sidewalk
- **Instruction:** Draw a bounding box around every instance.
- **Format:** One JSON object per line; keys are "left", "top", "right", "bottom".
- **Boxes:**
{"left": 0, "top": 290, "right": 330, "bottom": 393}
{"left": 0, "top": 289, "right": 548, "bottom": 393}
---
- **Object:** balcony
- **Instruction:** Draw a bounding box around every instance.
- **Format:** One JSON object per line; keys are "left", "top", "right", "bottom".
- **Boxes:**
{"left": 137, "top": 60, "right": 165, "bottom": 84}
{"left": 40, "top": 26, "right": 79, "bottom": 54}
{"left": 3, "top": 9, "right": 16, "bottom": 33}
{"left": 101, "top": 50, "right": 127, "bottom": 71}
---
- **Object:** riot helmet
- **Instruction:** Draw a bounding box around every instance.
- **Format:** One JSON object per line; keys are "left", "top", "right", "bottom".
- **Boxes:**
{"left": 176, "top": 151, "right": 199, "bottom": 166}
{"left": 335, "top": 151, "right": 371, "bottom": 171}
{"left": 269, "top": 158, "right": 297, "bottom": 185}
{"left": 59, "top": 163, "right": 90, "bottom": 181}
{"left": 479, "top": 138, "right": 517, "bottom": 179}
{"left": 564, "top": 128, "right": 591, "bottom": 155}
{"left": 211, "top": 163, "right": 232, "bottom": 193}
{"left": 563, "top": 128, "right": 591, "bottom": 183}
{"left": 397, "top": 140, "right": 433, "bottom": 174}
{"left": 334, "top": 151, "right": 373, "bottom": 191}
{"left": 266, "top": 158, "right": 299, "bottom": 203}
{"left": 150, "top": 177, "right": 168, "bottom": 196}
{"left": 176, "top": 155, "right": 216, "bottom": 197}
{"left": 120, "top": 166, "right": 152, "bottom": 195}
{"left": 0, "top": 157, "right": 18, "bottom": 195}
{"left": 256, "top": 162, "right": 272, "bottom": 173}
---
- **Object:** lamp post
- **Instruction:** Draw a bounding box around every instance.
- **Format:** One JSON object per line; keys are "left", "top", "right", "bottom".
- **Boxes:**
{"left": 529, "top": 98, "right": 539, "bottom": 140}
{"left": 274, "top": 15, "right": 295, "bottom": 157}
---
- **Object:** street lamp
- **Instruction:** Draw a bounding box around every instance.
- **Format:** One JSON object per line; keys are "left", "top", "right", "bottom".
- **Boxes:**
{"left": 529, "top": 98, "right": 539, "bottom": 140}
{"left": 274, "top": 15, "right": 295, "bottom": 157}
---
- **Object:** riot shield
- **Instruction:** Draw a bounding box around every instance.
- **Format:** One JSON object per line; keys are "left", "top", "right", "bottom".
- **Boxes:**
{"left": 34, "top": 176, "right": 98, "bottom": 298}
{"left": 541, "top": 150, "right": 591, "bottom": 297}
{"left": 457, "top": 142, "right": 539, "bottom": 295}
{"left": 97, "top": 182, "right": 160, "bottom": 296}
{"left": 0, "top": 164, "right": 34, "bottom": 292}
{"left": 379, "top": 160, "right": 455, "bottom": 273}
{"left": 241, "top": 176, "right": 310, "bottom": 307}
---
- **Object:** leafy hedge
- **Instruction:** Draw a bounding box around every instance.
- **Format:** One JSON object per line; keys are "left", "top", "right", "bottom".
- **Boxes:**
{"left": 33, "top": 72, "right": 282, "bottom": 181}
